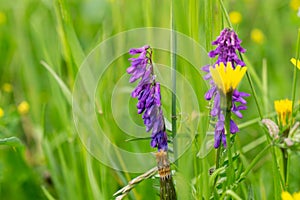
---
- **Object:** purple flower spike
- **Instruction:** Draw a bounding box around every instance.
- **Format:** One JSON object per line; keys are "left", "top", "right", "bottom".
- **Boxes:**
{"left": 127, "top": 45, "right": 168, "bottom": 151}
{"left": 209, "top": 28, "right": 246, "bottom": 67}
{"left": 202, "top": 28, "right": 249, "bottom": 149}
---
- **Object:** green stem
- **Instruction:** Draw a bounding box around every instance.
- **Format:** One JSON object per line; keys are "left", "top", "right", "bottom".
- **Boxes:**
{"left": 171, "top": 0, "right": 177, "bottom": 166}
{"left": 291, "top": 29, "right": 300, "bottom": 120}
{"left": 216, "top": 147, "right": 221, "bottom": 169}
{"left": 271, "top": 146, "right": 282, "bottom": 199}
{"left": 218, "top": 0, "right": 232, "bottom": 28}
{"left": 214, "top": 145, "right": 223, "bottom": 189}
{"left": 239, "top": 144, "right": 271, "bottom": 179}
{"left": 245, "top": 70, "right": 263, "bottom": 120}
{"left": 286, "top": 150, "right": 290, "bottom": 188}
{"left": 281, "top": 148, "right": 289, "bottom": 188}
{"left": 223, "top": 92, "right": 234, "bottom": 184}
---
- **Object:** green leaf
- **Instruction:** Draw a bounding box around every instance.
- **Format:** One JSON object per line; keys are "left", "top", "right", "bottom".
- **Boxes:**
{"left": 0, "top": 137, "right": 23, "bottom": 147}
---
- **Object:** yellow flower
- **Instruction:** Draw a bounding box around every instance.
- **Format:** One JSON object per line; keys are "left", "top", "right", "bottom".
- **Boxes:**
{"left": 290, "top": 0, "right": 300, "bottom": 11}
{"left": 0, "top": 107, "right": 4, "bottom": 118}
{"left": 251, "top": 28, "right": 265, "bottom": 45}
{"left": 2, "top": 83, "right": 13, "bottom": 93}
{"left": 17, "top": 101, "right": 30, "bottom": 115}
{"left": 290, "top": 58, "right": 300, "bottom": 70}
{"left": 274, "top": 99, "right": 292, "bottom": 127}
{"left": 229, "top": 11, "right": 242, "bottom": 25}
{"left": 0, "top": 12, "right": 6, "bottom": 25}
{"left": 210, "top": 62, "right": 247, "bottom": 94}
{"left": 282, "top": 191, "right": 300, "bottom": 200}
{"left": 293, "top": 192, "right": 300, "bottom": 200}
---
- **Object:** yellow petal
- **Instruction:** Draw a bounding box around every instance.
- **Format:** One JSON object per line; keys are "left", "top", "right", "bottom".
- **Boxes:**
{"left": 281, "top": 191, "right": 294, "bottom": 200}
{"left": 0, "top": 107, "right": 4, "bottom": 118}
{"left": 290, "top": 58, "right": 300, "bottom": 70}
{"left": 210, "top": 62, "right": 247, "bottom": 94}
{"left": 293, "top": 192, "right": 300, "bottom": 200}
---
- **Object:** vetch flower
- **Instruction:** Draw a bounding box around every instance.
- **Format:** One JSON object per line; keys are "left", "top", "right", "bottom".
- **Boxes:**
{"left": 18, "top": 101, "right": 30, "bottom": 115}
{"left": 209, "top": 62, "right": 247, "bottom": 95}
{"left": 127, "top": 45, "right": 177, "bottom": 198}
{"left": 202, "top": 28, "right": 249, "bottom": 148}
{"left": 274, "top": 99, "right": 292, "bottom": 127}
{"left": 127, "top": 45, "right": 168, "bottom": 151}
{"left": 208, "top": 28, "right": 246, "bottom": 67}
{"left": 290, "top": 58, "right": 300, "bottom": 70}
{"left": 229, "top": 11, "right": 242, "bottom": 25}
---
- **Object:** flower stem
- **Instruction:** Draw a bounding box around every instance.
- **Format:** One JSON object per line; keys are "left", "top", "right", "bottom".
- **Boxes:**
{"left": 291, "top": 29, "right": 300, "bottom": 120}
{"left": 223, "top": 92, "right": 234, "bottom": 184}
{"left": 156, "top": 151, "right": 177, "bottom": 200}
{"left": 239, "top": 144, "right": 271, "bottom": 179}
{"left": 171, "top": 0, "right": 177, "bottom": 166}
{"left": 245, "top": 70, "right": 263, "bottom": 120}
{"left": 218, "top": 0, "right": 232, "bottom": 28}
{"left": 281, "top": 148, "right": 289, "bottom": 188}
{"left": 216, "top": 146, "right": 221, "bottom": 169}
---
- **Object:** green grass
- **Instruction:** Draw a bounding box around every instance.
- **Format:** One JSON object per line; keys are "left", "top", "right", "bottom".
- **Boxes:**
{"left": 0, "top": 0, "right": 300, "bottom": 199}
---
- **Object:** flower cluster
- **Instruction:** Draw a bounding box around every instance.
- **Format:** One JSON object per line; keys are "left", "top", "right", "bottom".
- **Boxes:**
{"left": 263, "top": 99, "right": 300, "bottom": 148}
{"left": 127, "top": 45, "right": 168, "bottom": 151}
{"left": 203, "top": 28, "right": 249, "bottom": 148}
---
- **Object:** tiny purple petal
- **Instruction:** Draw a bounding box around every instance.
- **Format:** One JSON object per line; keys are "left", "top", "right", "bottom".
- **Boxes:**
{"left": 230, "top": 120, "right": 239, "bottom": 133}
{"left": 221, "top": 132, "right": 227, "bottom": 148}
{"left": 201, "top": 64, "right": 210, "bottom": 72}
{"left": 129, "top": 45, "right": 150, "bottom": 55}
{"left": 205, "top": 86, "right": 217, "bottom": 100}
{"left": 214, "top": 131, "right": 221, "bottom": 148}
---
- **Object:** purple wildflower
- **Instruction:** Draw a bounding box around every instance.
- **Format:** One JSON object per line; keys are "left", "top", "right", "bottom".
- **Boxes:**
{"left": 203, "top": 28, "right": 249, "bottom": 148}
{"left": 127, "top": 45, "right": 168, "bottom": 151}
{"left": 208, "top": 28, "right": 246, "bottom": 67}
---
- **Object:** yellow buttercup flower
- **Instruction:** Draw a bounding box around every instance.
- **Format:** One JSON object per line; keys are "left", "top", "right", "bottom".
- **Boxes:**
{"left": 290, "top": 58, "right": 300, "bottom": 70}
{"left": 0, "top": 12, "right": 6, "bottom": 25}
{"left": 274, "top": 99, "right": 292, "bottom": 127}
{"left": 2, "top": 83, "right": 13, "bottom": 93}
{"left": 251, "top": 28, "right": 265, "bottom": 45}
{"left": 290, "top": 0, "right": 300, "bottom": 11}
{"left": 294, "top": 192, "right": 300, "bottom": 200}
{"left": 281, "top": 191, "right": 300, "bottom": 200}
{"left": 229, "top": 11, "right": 242, "bottom": 25}
{"left": 17, "top": 101, "right": 30, "bottom": 115}
{"left": 0, "top": 107, "right": 4, "bottom": 118}
{"left": 210, "top": 62, "right": 247, "bottom": 94}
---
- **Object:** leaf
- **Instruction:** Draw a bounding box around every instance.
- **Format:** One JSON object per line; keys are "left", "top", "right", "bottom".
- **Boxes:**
{"left": 40, "top": 61, "right": 72, "bottom": 105}
{"left": 41, "top": 186, "right": 56, "bottom": 200}
{"left": 164, "top": 117, "right": 172, "bottom": 132}
{"left": 0, "top": 137, "right": 23, "bottom": 147}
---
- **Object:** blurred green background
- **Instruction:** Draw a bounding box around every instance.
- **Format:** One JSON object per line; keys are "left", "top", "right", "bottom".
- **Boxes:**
{"left": 0, "top": 0, "right": 300, "bottom": 199}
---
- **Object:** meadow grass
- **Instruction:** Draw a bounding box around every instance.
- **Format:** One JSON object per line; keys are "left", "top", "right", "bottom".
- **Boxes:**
{"left": 0, "top": 0, "right": 300, "bottom": 199}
